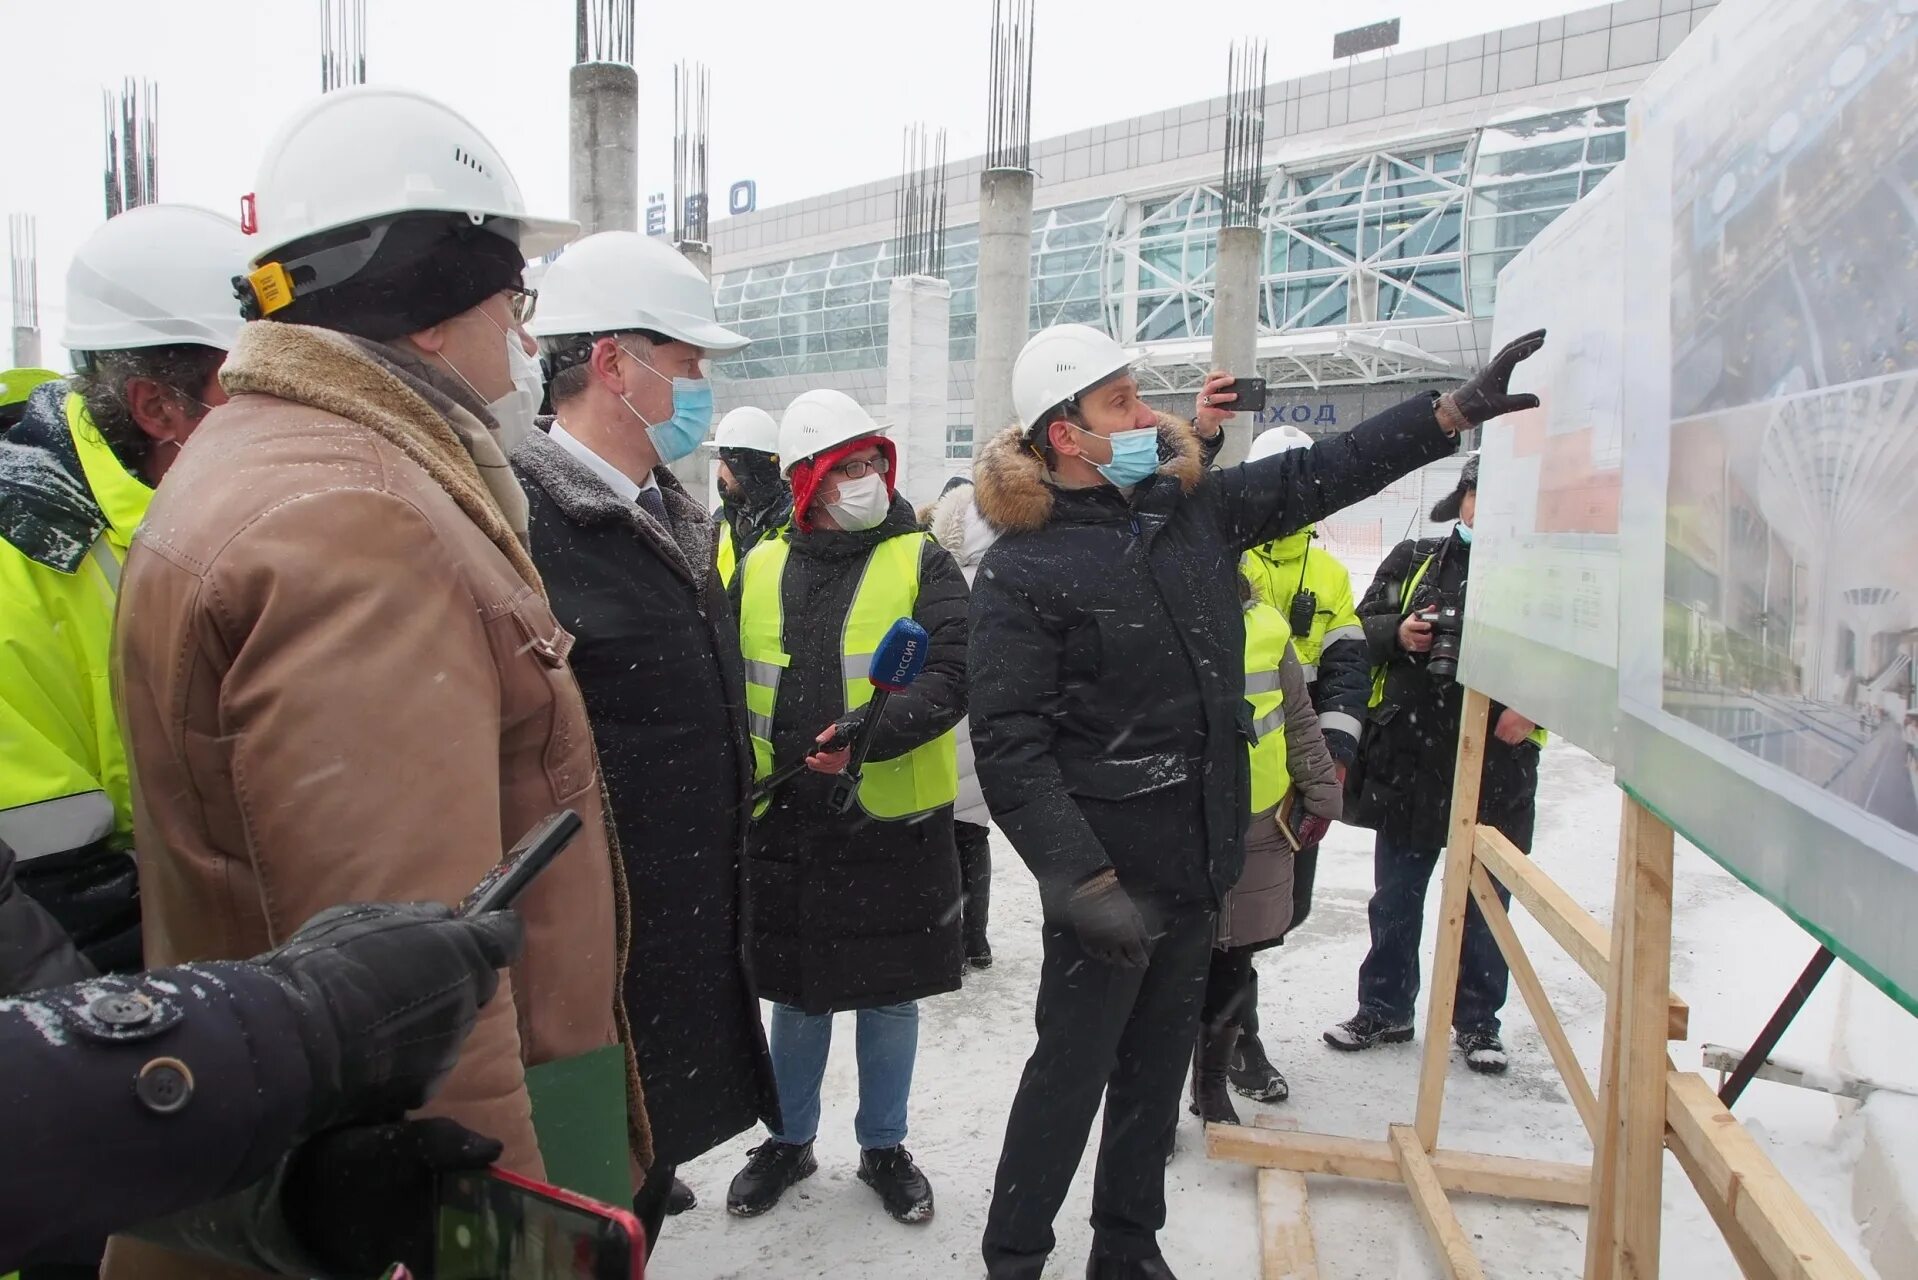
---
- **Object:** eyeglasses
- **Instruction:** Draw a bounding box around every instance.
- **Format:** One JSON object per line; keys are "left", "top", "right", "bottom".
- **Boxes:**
{"left": 504, "top": 283, "right": 538, "bottom": 325}
{"left": 829, "top": 456, "right": 890, "bottom": 481}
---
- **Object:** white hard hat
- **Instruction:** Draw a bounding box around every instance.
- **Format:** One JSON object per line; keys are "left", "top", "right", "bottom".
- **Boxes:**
{"left": 62, "top": 204, "right": 249, "bottom": 353}
{"left": 778, "top": 389, "right": 885, "bottom": 475}
{"left": 1247, "top": 424, "right": 1313, "bottom": 463}
{"left": 712, "top": 406, "right": 780, "bottom": 455}
{"left": 243, "top": 85, "right": 576, "bottom": 264}
{"left": 1012, "top": 323, "right": 1132, "bottom": 434}
{"left": 528, "top": 231, "right": 746, "bottom": 352}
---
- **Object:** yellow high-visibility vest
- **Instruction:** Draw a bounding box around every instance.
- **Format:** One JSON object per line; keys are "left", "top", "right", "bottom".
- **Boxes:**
{"left": 1244, "top": 600, "right": 1293, "bottom": 814}
{"left": 737, "top": 531, "right": 958, "bottom": 820}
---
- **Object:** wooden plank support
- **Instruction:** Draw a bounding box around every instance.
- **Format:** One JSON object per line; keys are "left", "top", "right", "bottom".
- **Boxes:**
{"left": 1206, "top": 1124, "right": 1592, "bottom": 1207}
{"left": 1469, "top": 864, "right": 1601, "bottom": 1143}
{"left": 1666, "top": 1071, "right": 1868, "bottom": 1280}
{"left": 1392, "top": 1123, "right": 1489, "bottom": 1280}
{"left": 1257, "top": 1168, "right": 1320, "bottom": 1280}
{"left": 1416, "top": 688, "right": 1493, "bottom": 1150}
{"left": 1665, "top": 1082, "right": 1780, "bottom": 1280}
{"left": 1475, "top": 826, "right": 1690, "bottom": 1041}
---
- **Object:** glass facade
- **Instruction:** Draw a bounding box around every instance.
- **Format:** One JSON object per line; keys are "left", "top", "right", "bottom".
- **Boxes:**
{"left": 713, "top": 102, "right": 1627, "bottom": 381}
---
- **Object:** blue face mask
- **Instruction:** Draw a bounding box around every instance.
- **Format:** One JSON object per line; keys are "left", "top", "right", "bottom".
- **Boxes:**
{"left": 1079, "top": 425, "right": 1161, "bottom": 488}
{"left": 1456, "top": 521, "right": 1474, "bottom": 544}
{"left": 619, "top": 345, "right": 714, "bottom": 464}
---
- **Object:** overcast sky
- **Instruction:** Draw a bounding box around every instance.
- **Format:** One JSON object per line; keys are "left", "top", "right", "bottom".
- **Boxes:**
{"left": 9, "top": 0, "right": 1598, "bottom": 366}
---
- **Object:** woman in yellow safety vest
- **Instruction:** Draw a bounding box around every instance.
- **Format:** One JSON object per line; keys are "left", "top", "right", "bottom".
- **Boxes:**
{"left": 728, "top": 389, "right": 970, "bottom": 1226}
{"left": 1188, "top": 574, "right": 1344, "bottom": 1126}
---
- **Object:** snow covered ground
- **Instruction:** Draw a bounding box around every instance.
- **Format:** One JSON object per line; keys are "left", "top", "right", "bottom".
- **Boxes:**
{"left": 659, "top": 742, "right": 1898, "bottom": 1278}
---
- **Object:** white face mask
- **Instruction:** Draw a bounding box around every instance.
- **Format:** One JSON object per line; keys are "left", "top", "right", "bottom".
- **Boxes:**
{"left": 824, "top": 472, "right": 890, "bottom": 532}
{"left": 485, "top": 322, "right": 545, "bottom": 453}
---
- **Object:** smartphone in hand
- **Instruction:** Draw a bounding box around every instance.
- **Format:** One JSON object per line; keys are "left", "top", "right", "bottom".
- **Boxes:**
{"left": 458, "top": 811, "right": 583, "bottom": 918}
{"left": 1222, "top": 376, "right": 1268, "bottom": 413}
{"left": 437, "top": 1168, "right": 644, "bottom": 1279}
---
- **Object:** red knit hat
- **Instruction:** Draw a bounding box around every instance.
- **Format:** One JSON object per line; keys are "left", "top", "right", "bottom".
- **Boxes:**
{"left": 789, "top": 434, "right": 897, "bottom": 532}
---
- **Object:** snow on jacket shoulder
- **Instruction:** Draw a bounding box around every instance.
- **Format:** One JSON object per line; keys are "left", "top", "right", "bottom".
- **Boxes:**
{"left": 929, "top": 482, "right": 998, "bottom": 825}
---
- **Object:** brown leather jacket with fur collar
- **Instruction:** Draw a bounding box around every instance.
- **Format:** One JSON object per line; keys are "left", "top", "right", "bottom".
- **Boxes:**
{"left": 107, "top": 322, "right": 644, "bottom": 1280}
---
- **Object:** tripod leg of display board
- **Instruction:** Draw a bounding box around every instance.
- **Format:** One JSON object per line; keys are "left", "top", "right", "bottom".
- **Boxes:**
{"left": 1718, "top": 946, "right": 1836, "bottom": 1110}
{"left": 1475, "top": 827, "right": 1690, "bottom": 1041}
{"left": 1414, "top": 687, "right": 1492, "bottom": 1150}
{"left": 1469, "top": 862, "right": 1601, "bottom": 1143}
{"left": 1392, "top": 1124, "right": 1490, "bottom": 1280}
{"left": 1665, "top": 1071, "right": 1867, "bottom": 1280}
{"left": 1251, "top": 1115, "right": 1320, "bottom": 1280}
{"left": 1207, "top": 1123, "right": 1592, "bottom": 1204}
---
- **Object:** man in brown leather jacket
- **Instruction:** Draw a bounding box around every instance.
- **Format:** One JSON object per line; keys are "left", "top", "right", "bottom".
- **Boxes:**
{"left": 109, "top": 86, "right": 645, "bottom": 1280}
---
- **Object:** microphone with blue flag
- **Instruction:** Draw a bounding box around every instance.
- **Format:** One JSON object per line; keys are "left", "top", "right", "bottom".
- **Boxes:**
{"left": 748, "top": 617, "right": 930, "bottom": 811}
{"left": 828, "top": 618, "right": 930, "bottom": 814}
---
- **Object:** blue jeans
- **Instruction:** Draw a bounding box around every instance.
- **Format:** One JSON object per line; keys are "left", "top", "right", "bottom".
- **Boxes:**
{"left": 768, "top": 1001, "right": 918, "bottom": 1149}
{"left": 1356, "top": 831, "right": 1513, "bottom": 1034}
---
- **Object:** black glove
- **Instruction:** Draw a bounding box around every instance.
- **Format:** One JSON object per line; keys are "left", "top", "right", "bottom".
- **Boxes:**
{"left": 282, "top": 1117, "right": 503, "bottom": 1278}
{"left": 1450, "top": 328, "right": 1547, "bottom": 425}
{"left": 255, "top": 902, "right": 524, "bottom": 1135}
{"left": 1065, "top": 869, "right": 1152, "bottom": 969}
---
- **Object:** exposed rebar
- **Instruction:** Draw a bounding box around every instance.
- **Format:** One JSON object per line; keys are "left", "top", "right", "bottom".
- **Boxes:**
{"left": 892, "top": 124, "right": 950, "bottom": 280}
{"left": 102, "top": 79, "right": 160, "bottom": 219}
{"left": 9, "top": 215, "right": 37, "bottom": 332}
{"left": 577, "top": 0, "right": 634, "bottom": 65}
{"left": 673, "top": 61, "right": 711, "bottom": 246}
{"left": 986, "top": 0, "right": 1036, "bottom": 172}
{"left": 320, "top": 0, "right": 368, "bottom": 93}
{"left": 1222, "top": 38, "right": 1269, "bottom": 228}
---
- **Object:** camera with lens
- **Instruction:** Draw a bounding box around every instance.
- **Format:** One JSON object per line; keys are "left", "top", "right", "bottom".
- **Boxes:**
{"left": 1410, "top": 586, "right": 1466, "bottom": 681}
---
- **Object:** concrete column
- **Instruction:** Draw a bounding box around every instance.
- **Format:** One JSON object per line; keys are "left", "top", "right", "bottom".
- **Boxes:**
{"left": 568, "top": 62, "right": 639, "bottom": 236}
{"left": 1210, "top": 224, "right": 1262, "bottom": 467}
{"left": 971, "top": 168, "right": 1033, "bottom": 458}
{"left": 677, "top": 241, "right": 712, "bottom": 279}
{"left": 11, "top": 327, "right": 41, "bottom": 369}
{"left": 885, "top": 274, "right": 954, "bottom": 507}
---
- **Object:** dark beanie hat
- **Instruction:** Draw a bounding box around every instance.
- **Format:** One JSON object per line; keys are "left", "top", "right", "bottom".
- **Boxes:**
{"left": 1430, "top": 451, "right": 1480, "bottom": 523}
{"left": 253, "top": 212, "right": 524, "bottom": 341}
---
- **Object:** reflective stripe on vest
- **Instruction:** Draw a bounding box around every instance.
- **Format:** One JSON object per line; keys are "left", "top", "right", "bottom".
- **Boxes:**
{"left": 738, "top": 532, "right": 958, "bottom": 821}
{"left": 717, "top": 522, "right": 738, "bottom": 588}
{"left": 1367, "top": 552, "right": 1546, "bottom": 747}
{"left": 1244, "top": 601, "right": 1292, "bottom": 815}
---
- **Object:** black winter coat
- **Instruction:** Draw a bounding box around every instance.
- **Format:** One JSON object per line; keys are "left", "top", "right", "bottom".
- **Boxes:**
{"left": 513, "top": 429, "right": 778, "bottom": 1166}
{"left": 735, "top": 495, "right": 969, "bottom": 1014}
{"left": 0, "top": 961, "right": 312, "bottom": 1267}
{"left": 1346, "top": 530, "right": 1541, "bottom": 850}
{"left": 967, "top": 401, "right": 1459, "bottom": 919}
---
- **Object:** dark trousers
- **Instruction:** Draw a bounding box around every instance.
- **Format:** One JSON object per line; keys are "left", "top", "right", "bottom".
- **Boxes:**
{"left": 982, "top": 908, "right": 1215, "bottom": 1277}
{"left": 956, "top": 819, "right": 992, "bottom": 957}
{"left": 1356, "top": 828, "right": 1525, "bottom": 1034}
{"left": 632, "top": 1161, "right": 676, "bottom": 1259}
{"left": 1199, "top": 945, "right": 1255, "bottom": 1027}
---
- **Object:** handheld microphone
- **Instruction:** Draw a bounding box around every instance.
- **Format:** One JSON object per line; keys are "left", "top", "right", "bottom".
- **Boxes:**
{"left": 829, "top": 617, "right": 930, "bottom": 815}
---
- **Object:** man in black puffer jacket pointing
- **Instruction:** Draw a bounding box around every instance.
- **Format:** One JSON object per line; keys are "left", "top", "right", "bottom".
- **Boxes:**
{"left": 970, "top": 323, "right": 1544, "bottom": 1280}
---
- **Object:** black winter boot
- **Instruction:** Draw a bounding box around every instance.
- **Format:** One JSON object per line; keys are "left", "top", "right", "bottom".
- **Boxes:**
{"left": 665, "top": 1176, "right": 696, "bottom": 1215}
{"left": 1228, "top": 1024, "right": 1290, "bottom": 1102}
{"left": 1087, "top": 1249, "right": 1180, "bottom": 1278}
{"left": 725, "top": 1140, "right": 816, "bottom": 1217}
{"left": 858, "top": 1145, "right": 935, "bottom": 1223}
{"left": 1187, "top": 1023, "right": 1241, "bottom": 1125}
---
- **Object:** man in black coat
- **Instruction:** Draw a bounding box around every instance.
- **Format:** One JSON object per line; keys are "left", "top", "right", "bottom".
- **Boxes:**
{"left": 517, "top": 231, "right": 779, "bottom": 1242}
{"left": 725, "top": 389, "right": 968, "bottom": 1227}
{"left": 1327, "top": 454, "right": 1543, "bottom": 1076}
{"left": 969, "top": 323, "right": 1545, "bottom": 1280}
{"left": 1, "top": 886, "right": 518, "bottom": 1275}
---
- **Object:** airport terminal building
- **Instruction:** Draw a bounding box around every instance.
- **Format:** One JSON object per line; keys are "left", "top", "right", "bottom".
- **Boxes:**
{"left": 699, "top": 0, "right": 1716, "bottom": 491}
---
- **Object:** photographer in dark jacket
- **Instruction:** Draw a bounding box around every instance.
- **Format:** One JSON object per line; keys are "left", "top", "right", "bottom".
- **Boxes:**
{"left": 726, "top": 390, "right": 968, "bottom": 1227}
{"left": 970, "top": 324, "right": 1545, "bottom": 1280}
{"left": 1327, "top": 453, "right": 1544, "bottom": 1076}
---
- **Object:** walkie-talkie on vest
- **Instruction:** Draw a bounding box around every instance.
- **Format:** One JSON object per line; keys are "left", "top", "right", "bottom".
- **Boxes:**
{"left": 828, "top": 617, "right": 931, "bottom": 815}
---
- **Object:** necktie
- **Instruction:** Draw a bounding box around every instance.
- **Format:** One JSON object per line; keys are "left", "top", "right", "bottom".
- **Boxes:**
{"left": 637, "top": 487, "right": 668, "bottom": 525}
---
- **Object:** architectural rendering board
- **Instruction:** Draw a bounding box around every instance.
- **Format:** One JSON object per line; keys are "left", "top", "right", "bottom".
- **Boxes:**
{"left": 1462, "top": 176, "right": 1626, "bottom": 760}
{"left": 1615, "top": 0, "right": 1918, "bottom": 1012}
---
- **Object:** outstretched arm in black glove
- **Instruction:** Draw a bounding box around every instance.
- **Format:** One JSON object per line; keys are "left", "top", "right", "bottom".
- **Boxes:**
{"left": 1438, "top": 329, "right": 1546, "bottom": 431}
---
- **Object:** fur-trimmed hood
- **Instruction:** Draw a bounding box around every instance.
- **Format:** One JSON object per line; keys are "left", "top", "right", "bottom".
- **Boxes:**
{"left": 971, "top": 412, "right": 1206, "bottom": 535}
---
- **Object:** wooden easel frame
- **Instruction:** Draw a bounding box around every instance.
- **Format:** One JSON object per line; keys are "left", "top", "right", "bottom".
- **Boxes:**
{"left": 1209, "top": 688, "right": 1867, "bottom": 1279}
